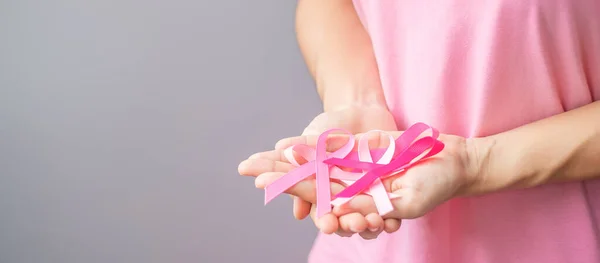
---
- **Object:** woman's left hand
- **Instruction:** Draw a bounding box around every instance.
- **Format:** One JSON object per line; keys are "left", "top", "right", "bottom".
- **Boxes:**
{"left": 240, "top": 131, "right": 481, "bottom": 239}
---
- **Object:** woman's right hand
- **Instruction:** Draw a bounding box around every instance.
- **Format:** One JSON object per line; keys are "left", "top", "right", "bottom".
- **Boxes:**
{"left": 291, "top": 0, "right": 394, "bottom": 239}
{"left": 284, "top": 104, "right": 401, "bottom": 239}
{"left": 239, "top": 104, "right": 402, "bottom": 239}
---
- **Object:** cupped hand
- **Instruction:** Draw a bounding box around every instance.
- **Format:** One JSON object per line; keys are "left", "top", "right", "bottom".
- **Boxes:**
{"left": 240, "top": 104, "right": 401, "bottom": 239}
{"left": 239, "top": 129, "right": 479, "bottom": 239}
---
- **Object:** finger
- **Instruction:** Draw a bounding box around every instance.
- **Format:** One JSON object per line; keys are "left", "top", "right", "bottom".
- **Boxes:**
{"left": 248, "top": 150, "right": 288, "bottom": 162}
{"left": 332, "top": 195, "right": 379, "bottom": 217}
{"left": 389, "top": 188, "right": 427, "bottom": 219}
{"left": 332, "top": 196, "right": 401, "bottom": 234}
{"left": 275, "top": 134, "right": 354, "bottom": 151}
{"left": 254, "top": 172, "right": 292, "bottom": 189}
{"left": 354, "top": 213, "right": 384, "bottom": 240}
{"left": 310, "top": 207, "right": 338, "bottom": 234}
{"left": 302, "top": 123, "right": 323, "bottom": 136}
{"left": 255, "top": 172, "right": 345, "bottom": 203}
{"left": 338, "top": 213, "right": 368, "bottom": 233}
{"left": 238, "top": 159, "right": 294, "bottom": 176}
{"left": 365, "top": 213, "right": 384, "bottom": 232}
{"left": 293, "top": 196, "right": 311, "bottom": 220}
{"left": 383, "top": 218, "right": 401, "bottom": 233}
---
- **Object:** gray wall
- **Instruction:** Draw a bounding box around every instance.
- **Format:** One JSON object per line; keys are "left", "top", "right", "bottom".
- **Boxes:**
{"left": 0, "top": 0, "right": 321, "bottom": 262}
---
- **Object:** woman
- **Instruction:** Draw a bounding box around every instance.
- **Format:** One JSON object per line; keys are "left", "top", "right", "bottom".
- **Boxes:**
{"left": 239, "top": 0, "right": 600, "bottom": 262}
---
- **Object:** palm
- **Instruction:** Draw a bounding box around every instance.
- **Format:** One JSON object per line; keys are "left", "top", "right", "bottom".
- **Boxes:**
{"left": 239, "top": 110, "right": 473, "bottom": 238}
{"left": 302, "top": 105, "right": 398, "bottom": 136}
{"left": 377, "top": 134, "right": 470, "bottom": 219}
{"left": 269, "top": 124, "right": 472, "bottom": 238}
{"left": 293, "top": 105, "right": 399, "bottom": 237}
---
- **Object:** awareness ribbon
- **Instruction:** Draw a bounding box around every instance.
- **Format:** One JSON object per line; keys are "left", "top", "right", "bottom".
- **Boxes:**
{"left": 329, "top": 123, "right": 445, "bottom": 203}
{"left": 328, "top": 130, "right": 397, "bottom": 215}
{"left": 264, "top": 129, "right": 355, "bottom": 217}
{"left": 263, "top": 123, "right": 445, "bottom": 217}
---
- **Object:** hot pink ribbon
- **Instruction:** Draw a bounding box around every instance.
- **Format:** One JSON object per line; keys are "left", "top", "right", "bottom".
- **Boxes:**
{"left": 264, "top": 129, "right": 355, "bottom": 217}
{"left": 263, "top": 123, "right": 445, "bottom": 218}
{"left": 327, "top": 130, "right": 397, "bottom": 215}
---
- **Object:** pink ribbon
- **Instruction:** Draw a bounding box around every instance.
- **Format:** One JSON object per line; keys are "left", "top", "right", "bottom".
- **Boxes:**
{"left": 328, "top": 130, "right": 396, "bottom": 215}
{"left": 263, "top": 123, "right": 445, "bottom": 218}
{"left": 264, "top": 129, "right": 355, "bottom": 217}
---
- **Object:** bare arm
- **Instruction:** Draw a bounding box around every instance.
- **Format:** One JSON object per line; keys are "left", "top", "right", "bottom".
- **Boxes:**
{"left": 470, "top": 101, "right": 600, "bottom": 194}
{"left": 296, "top": 0, "right": 386, "bottom": 112}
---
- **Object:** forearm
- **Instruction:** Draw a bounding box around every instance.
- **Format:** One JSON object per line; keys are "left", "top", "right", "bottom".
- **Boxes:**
{"left": 296, "top": 0, "right": 386, "bottom": 112}
{"left": 468, "top": 101, "right": 600, "bottom": 195}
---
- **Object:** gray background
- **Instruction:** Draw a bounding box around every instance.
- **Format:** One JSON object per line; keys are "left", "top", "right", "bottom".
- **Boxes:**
{"left": 0, "top": 0, "right": 322, "bottom": 262}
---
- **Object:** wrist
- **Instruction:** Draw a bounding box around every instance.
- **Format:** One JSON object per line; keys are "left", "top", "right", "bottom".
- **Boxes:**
{"left": 316, "top": 61, "right": 388, "bottom": 112}
{"left": 462, "top": 134, "right": 539, "bottom": 196}
{"left": 321, "top": 85, "right": 388, "bottom": 112}
{"left": 460, "top": 136, "right": 497, "bottom": 196}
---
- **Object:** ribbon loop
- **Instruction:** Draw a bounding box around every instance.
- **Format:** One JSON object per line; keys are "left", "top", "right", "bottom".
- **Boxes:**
{"left": 264, "top": 129, "right": 355, "bottom": 217}
{"left": 263, "top": 123, "right": 445, "bottom": 218}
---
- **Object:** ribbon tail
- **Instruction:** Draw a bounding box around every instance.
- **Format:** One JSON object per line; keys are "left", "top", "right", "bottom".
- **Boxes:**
{"left": 335, "top": 137, "right": 437, "bottom": 199}
{"left": 264, "top": 162, "right": 315, "bottom": 205}
{"left": 369, "top": 178, "right": 394, "bottom": 216}
{"left": 315, "top": 156, "right": 331, "bottom": 218}
{"left": 394, "top": 122, "right": 442, "bottom": 156}
{"left": 329, "top": 167, "right": 364, "bottom": 181}
{"left": 324, "top": 157, "right": 383, "bottom": 170}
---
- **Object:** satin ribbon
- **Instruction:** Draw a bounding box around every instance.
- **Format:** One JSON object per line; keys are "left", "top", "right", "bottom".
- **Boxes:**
{"left": 329, "top": 130, "right": 396, "bottom": 215}
{"left": 264, "top": 129, "right": 355, "bottom": 217}
{"left": 263, "top": 123, "right": 444, "bottom": 218}
{"left": 330, "top": 124, "right": 444, "bottom": 202}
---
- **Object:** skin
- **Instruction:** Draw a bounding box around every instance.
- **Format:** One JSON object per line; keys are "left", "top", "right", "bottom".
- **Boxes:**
{"left": 295, "top": 105, "right": 401, "bottom": 239}
{"left": 239, "top": 0, "right": 600, "bottom": 239}
{"left": 240, "top": 130, "right": 472, "bottom": 238}
{"left": 292, "top": 0, "right": 393, "bottom": 237}
{"left": 239, "top": 101, "right": 600, "bottom": 239}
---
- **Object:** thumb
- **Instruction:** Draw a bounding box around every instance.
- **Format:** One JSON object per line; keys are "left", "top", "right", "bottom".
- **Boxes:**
{"left": 331, "top": 194, "right": 379, "bottom": 217}
{"left": 388, "top": 188, "right": 430, "bottom": 219}
{"left": 302, "top": 125, "right": 319, "bottom": 136}
{"left": 302, "top": 113, "right": 329, "bottom": 136}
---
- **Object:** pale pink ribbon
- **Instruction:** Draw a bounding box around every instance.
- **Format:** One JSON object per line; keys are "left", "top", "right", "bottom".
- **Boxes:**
{"left": 263, "top": 123, "right": 445, "bottom": 218}
{"left": 264, "top": 129, "right": 355, "bottom": 217}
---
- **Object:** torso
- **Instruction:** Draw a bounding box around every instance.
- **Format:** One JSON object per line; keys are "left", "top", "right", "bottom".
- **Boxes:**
{"left": 309, "top": 1, "right": 600, "bottom": 262}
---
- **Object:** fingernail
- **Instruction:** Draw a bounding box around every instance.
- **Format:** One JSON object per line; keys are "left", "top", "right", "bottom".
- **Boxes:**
{"left": 254, "top": 178, "right": 264, "bottom": 188}
{"left": 369, "top": 227, "right": 379, "bottom": 232}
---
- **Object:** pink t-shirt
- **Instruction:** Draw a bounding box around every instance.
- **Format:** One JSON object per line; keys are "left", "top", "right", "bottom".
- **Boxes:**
{"left": 309, "top": 1, "right": 600, "bottom": 262}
